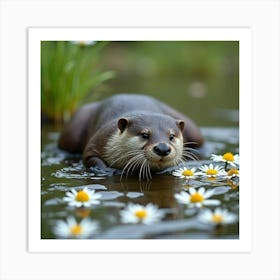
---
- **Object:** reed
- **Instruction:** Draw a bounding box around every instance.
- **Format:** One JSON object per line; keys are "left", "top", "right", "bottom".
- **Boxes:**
{"left": 41, "top": 41, "right": 114, "bottom": 123}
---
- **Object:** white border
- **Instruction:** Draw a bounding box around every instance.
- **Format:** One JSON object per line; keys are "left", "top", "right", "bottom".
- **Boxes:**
{"left": 28, "top": 27, "right": 252, "bottom": 253}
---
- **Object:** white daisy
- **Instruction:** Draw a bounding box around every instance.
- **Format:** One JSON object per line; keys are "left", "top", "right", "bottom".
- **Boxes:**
{"left": 198, "top": 208, "right": 238, "bottom": 225}
{"left": 63, "top": 187, "right": 102, "bottom": 207}
{"left": 174, "top": 187, "right": 221, "bottom": 208}
{"left": 226, "top": 168, "right": 240, "bottom": 179}
{"left": 172, "top": 167, "right": 200, "bottom": 180}
{"left": 70, "top": 40, "right": 97, "bottom": 46}
{"left": 210, "top": 152, "right": 239, "bottom": 167}
{"left": 120, "top": 203, "right": 165, "bottom": 225}
{"left": 198, "top": 163, "right": 227, "bottom": 178}
{"left": 53, "top": 217, "right": 99, "bottom": 239}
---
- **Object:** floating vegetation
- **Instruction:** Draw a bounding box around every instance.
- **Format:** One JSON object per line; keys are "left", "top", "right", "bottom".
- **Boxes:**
{"left": 175, "top": 187, "right": 221, "bottom": 208}
{"left": 63, "top": 187, "right": 102, "bottom": 208}
{"left": 53, "top": 217, "right": 99, "bottom": 239}
{"left": 120, "top": 203, "right": 166, "bottom": 225}
{"left": 198, "top": 208, "right": 237, "bottom": 226}
{"left": 42, "top": 130, "right": 239, "bottom": 239}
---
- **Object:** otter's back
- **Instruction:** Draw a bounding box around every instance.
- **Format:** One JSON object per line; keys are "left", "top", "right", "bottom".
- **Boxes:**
{"left": 92, "top": 94, "right": 166, "bottom": 131}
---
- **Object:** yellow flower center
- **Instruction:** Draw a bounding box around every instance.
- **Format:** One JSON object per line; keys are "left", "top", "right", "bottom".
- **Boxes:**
{"left": 70, "top": 224, "right": 83, "bottom": 236}
{"left": 76, "top": 190, "right": 90, "bottom": 202}
{"left": 212, "top": 214, "right": 224, "bottom": 224}
{"left": 134, "top": 209, "right": 148, "bottom": 219}
{"left": 206, "top": 169, "right": 218, "bottom": 176}
{"left": 223, "top": 152, "right": 234, "bottom": 162}
{"left": 182, "top": 169, "right": 194, "bottom": 176}
{"left": 190, "top": 193, "right": 204, "bottom": 203}
{"left": 227, "top": 168, "right": 239, "bottom": 176}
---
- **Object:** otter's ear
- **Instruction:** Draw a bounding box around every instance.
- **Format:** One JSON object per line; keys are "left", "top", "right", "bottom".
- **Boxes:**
{"left": 176, "top": 120, "right": 185, "bottom": 132}
{"left": 118, "top": 118, "right": 129, "bottom": 133}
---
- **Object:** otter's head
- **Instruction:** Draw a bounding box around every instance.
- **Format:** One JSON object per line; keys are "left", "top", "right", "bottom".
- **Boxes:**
{"left": 107, "top": 113, "right": 185, "bottom": 180}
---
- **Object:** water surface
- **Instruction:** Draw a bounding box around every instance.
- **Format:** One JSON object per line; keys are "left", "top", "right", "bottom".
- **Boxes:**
{"left": 41, "top": 126, "right": 239, "bottom": 239}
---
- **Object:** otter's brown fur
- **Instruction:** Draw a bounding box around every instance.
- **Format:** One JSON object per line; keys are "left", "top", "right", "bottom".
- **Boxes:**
{"left": 58, "top": 94, "right": 204, "bottom": 179}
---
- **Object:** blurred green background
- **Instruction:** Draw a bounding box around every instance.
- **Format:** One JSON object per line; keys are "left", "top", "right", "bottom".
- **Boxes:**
{"left": 41, "top": 41, "right": 240, "bottom": 239}
{"left": 41, "top": 41, "right": 239, "bottom": 126}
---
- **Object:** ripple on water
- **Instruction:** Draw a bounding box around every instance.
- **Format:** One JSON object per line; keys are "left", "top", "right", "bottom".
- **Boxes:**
{"left": 69, "top": 184, "right": 108, "bottom": 191}
{"left": 98, "top": 191, "right": 124, "bottom": 200}
{"left": 41, "top": 127, "right": 239, "bottom": 239}
{"left": 99, "top": 218, "right": 213, "bottom": 239}
{"left": 212, "top": 186, "right": 231, "bottom": 195}
{"left": 46, "top": 183, "right": 107, "bottom": 193}
{"left": 201, "top": 127, "right": 239, "bottom": 156}
{"left": 51, "top": 162, "right": 107, "bottom": 180}
{"left": 126, "top": 192, "right": 144, "bottom": 198}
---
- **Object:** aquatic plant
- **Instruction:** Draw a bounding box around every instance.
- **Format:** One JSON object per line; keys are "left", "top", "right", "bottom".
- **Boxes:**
{"left": 120, "top": 203, "right": 166, "bottom": 225}
{"left": 63, "top": 187, "right": 102, "bottom": 208}
{"left": 210, "top": 152, "right": 239, "bottom": 169}
{"left": 172, "top": 152, "right": 239, "bottom": 182}
{"left": 172, "top": 167, "right": 200, "bottom": 180}
{"left": 53, "top": 217, "right": 99, "bottom": 238}
{"left": 198, "top": 208, "right": 238, "bottom": 226}
{"left": 198, "top": 163, "right": 228, "bottom": 179}
{"left": 173, "top": 152, "right": 239, "bottom": 210}
{"left": 226, "top": 168, "right": 240, "bottom": 179}
{"left": 174, "top": 187, "right": 221, "bottom": 208}
{"left": 47, "top": 151, "right": 239, "bottom": 238}
{"left": 41, "top": 41, "right": 115, "bottom": 123}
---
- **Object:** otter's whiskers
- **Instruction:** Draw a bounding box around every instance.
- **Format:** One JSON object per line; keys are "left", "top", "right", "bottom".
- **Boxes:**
{"left": 109, "top": 150, "right": 142, "bottom": 168}
{"left": 139, "top": 158, "right": 152, "bottom": 181}
{"left": 118, "top": 151, "right": 152, "bottom": 181}
{"left": 123, "top": 153, "right": 144, "bottom": 179}
{"left": 182, "top": 141, "right": 200, "bottom": 161}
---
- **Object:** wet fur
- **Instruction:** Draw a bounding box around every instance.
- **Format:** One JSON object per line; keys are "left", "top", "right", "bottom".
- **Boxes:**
{"left": 103, "top": 129, "right": 184, "bottom": 180}
{"left": 58, "top": 94, "right": 204, "bottom": 180}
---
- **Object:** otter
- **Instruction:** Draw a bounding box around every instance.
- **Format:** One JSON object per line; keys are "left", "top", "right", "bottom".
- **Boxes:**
{"left": 58, "top": 94, "right": 204, "bottom": 180}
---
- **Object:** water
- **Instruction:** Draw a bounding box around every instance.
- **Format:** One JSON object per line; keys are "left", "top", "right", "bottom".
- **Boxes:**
{"left": 41, "top": 125, "right": 239, "bottom": 239}
{"left": 40, "top": 41, "right": 239, "bottom": 239}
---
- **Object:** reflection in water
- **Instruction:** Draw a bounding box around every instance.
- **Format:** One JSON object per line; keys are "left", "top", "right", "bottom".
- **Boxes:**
{"left": 40, "top": 42, "right": 239, "bottom": 239}
{"left": 41, "top": 128, "right": 239, "bottom": 239}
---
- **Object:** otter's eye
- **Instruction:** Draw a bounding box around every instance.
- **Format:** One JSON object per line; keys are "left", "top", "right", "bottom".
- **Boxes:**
{"left": 169, "top": 134, "right": 175, "bottom": 141}
{"left": 141, "top": 133, "right": 150, "bottom": 140}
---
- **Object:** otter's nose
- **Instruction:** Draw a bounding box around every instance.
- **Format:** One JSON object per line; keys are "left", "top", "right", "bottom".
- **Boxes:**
{"left": 153, "top": 143, "right": 171, "bottom": 157}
